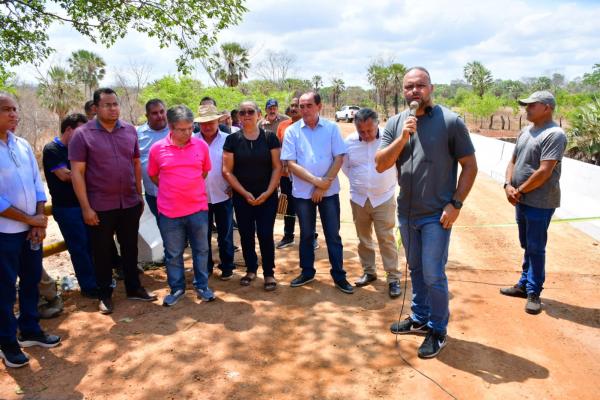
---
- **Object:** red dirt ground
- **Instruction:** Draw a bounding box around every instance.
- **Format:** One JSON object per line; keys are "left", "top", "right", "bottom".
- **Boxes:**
{"left": 1, "top": 122, "right": 599, "bottom": 400}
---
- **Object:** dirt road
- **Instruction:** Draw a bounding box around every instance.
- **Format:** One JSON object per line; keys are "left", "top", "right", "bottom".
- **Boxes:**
{"left": 1, "top": 122, "right": 599, "bottom": 400}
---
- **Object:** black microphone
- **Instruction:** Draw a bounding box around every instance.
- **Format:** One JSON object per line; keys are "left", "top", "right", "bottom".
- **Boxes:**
{"left": 409, "top": 101, "right": 419, "bottom": 117}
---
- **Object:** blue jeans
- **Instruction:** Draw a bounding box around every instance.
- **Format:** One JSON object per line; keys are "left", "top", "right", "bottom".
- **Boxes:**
{"left": 399, "top": 214, "right": 451, "bottom": 336}
{"left": 0, "top": 232, "right": 43, "bottom": 344}
{"left": 232, "top": 193, "right": 277, "bottom": 277}
{"left": 294, "top": 194, "right": 346, "bottom": 282}
{"left": 207, "top": 199, "right": 235, "bottom": 274}
{"left": 516, "top": 203, "right": 554, "bottom": 295}
{"left": 158, "top": 210, "right": 210, "bottom": 292}
{"left": 52, "top": 206, "right": 98, "bottom": 292}
{"left": 145, "top": 193, "right": 159, "bottom": 223}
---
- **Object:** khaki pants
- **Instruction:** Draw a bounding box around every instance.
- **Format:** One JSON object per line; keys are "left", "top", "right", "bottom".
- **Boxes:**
{"left": 39, "top": 268, "right": 57, "bottom": 300}
{"left": 350, "top": 197, "right": 400, "bottom": 283}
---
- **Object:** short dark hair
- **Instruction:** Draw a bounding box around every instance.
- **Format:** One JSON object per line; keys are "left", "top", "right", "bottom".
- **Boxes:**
{"left": 145, "top": 98, "right": 165, "bottom": 114}
{"left": 200, "top": 96, "right": 217, "bottom": 106}
{"left": 404, "top": 66, "right": 432, "bottom": 84}
{"left": 303, "top": 91, "right": 322, "bottom": 105}
{"left": 354, "top": 108, "right": 378, "bottom": 125}
{"left": 231, "top": 109, "right": 238, "bottom": 117}
{"left": 84, "top": 100, "right": 95, "bottom": 113}
{"left": 60, "top": 113, "right": 88, "bottom": 134}
{"left": 93, "top": 88, "right": 118, "bottom": 106}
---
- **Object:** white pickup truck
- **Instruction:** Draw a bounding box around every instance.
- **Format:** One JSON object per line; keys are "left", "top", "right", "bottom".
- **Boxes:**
{"left": 334, "top": 105, "right": 360, "bottom": 123}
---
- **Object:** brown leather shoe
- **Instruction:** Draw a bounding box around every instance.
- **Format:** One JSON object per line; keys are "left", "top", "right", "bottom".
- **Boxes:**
{"left": 499, "top": 284, "right": 527, "bottom": 298}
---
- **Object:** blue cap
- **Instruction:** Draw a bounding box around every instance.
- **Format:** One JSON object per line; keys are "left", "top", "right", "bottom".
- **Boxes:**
{"left": 266, "top": 99, "right": 278, "bottom": 108}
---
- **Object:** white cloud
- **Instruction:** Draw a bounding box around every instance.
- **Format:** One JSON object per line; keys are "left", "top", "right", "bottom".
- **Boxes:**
{"left": 10, "top": 0, "right": 600, "bottom": 89}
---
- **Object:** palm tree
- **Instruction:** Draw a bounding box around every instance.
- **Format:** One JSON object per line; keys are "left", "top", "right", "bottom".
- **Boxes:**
{"left": 68, "top": 50, "right": 106, "bottom": 98}
{"left": 388, "top": 63, "right": 407, "bottom": 114}
{"left": 37, "top": 66, "right": 83, "bottom": 129}
{"left": 312, "top": 75, "right": 323, "bottom": 92}
{"left": 367, "top": 63, "right": 391, "bottom": 116}
{"left": 330, "top": 78, "right": 345, "bottom": 110}
{"left": 208, "top": 42, "right": 250, "bottom": 87}
{"left": 463, "top": 61, "right": 493, "bottom": 98}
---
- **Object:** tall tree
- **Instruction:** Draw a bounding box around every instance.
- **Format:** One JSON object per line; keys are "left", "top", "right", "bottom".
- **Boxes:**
{"left": 388, "top": 63, "right": 407, "bottom": 114}
{"left": 206, "top": 42, "right": 250, "bottom": 87}
{"left": 330, "top": 78, "right": 345, "bottom": 110}
{"left": 582, "top": 64, "right": 600, "bottom": 90}
{"left": 367, "top": 63, "right": 391, "bottom": 116}
{"left": 254, "top": 50, "right": 296, "bottom": 90}
{"left": 37, "top": 66, "right": 82, "bottom": 128}
{"left": 68, "top": 50, "right": 106, "bottom": 98}
{"left": 0, "top": 0, "right": 247, "bottom": 74}
{"left": 312, "top": 75, "right": 323, "bottom": 92}
{"left": 463, "top": 61, "right": 493, "bottom": 97}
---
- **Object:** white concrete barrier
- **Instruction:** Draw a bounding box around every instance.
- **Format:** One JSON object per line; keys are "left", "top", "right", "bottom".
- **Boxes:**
{"left": 137, "top": 199, "right": 164, "bottom": 263}
{"left": 471, "top": 133, "right": 600, "bottom": 241}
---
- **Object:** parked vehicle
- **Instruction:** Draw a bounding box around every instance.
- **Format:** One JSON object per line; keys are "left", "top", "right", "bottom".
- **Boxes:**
{"left": 335, "top": 105, "right": 360, "bottom": 123}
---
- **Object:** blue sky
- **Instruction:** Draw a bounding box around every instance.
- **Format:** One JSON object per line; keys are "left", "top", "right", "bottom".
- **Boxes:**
{"left": 12, "top": 0, "right": 600, "bottom": 88}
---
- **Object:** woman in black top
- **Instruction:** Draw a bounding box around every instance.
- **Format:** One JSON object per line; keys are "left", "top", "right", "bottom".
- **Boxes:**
{"left": 223, "top": 100, "right": 282, "bottom": 291}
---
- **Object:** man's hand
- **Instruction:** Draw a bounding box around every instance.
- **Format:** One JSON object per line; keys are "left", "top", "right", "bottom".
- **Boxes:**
{"left": 402, "top": 116, "right": 417, "bottom": 140}
{"left": 313, "top": 176, "right": 333, "bottom": 190}
{"left": 226, "top": 187, "right": 233, "bottom": 198}
{"left": 27, "top": 226, "right": 47, "bottom": 243}
{"left": 311, "top": 188, "right": 325, "bottom": 203}
{"left": 244, "top": 191, "right": 257, "bottom": 205}
{"left": 82, "top": 207, "right": 100, "bottom": 226}
{"left": 505, "top": 185, "right": 521, "bottom": 206}
{"left": 440, "top": 203, "right": 460, "bottom": 230}
{"left": 254, "top": 192, "right": 269, "bottom": 205}
{"left": 27, "top": 214, "right": 48, "bottom": 228}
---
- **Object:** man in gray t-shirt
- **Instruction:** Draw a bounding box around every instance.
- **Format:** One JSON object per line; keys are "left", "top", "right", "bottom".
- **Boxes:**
{"left": 500, "top": 90, "right": 567, "bottom": 315}
{"left": 375, "top": 67, "right": 478, "bottom": 359}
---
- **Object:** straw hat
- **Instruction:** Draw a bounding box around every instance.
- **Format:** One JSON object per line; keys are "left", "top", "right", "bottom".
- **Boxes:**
{"left": 193, "top": 104, "right": 222, "bottom": 123}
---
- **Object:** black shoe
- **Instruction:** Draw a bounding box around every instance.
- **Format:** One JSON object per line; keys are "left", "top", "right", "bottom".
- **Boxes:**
{"left": 99, "top": 298, "right": 114, "bottom": 314}
{"left": 127, "top": 287, "right": 158, "bottom": 302}
{"left": 290, "top": 274, "right": 315, "bottom": 287}
{"left": 525, "top": 293, "right": 542, "bottom": 314}
{"left": 390, "top": 316, "right": 431, "bottom": 335}
{"left": 0, "top": 342, "right": 29, "bottom": 368}
{"left": 81, "top": 288, "right": 99, "bottom": 299}
{"left": 418, "top": 331, "right": 447, "bottom": 359}
{"left": 18, "top": 331, "right": 61, "bottom": 348}
{"left": 276, "top": 236, "right": 295, "bottom": 249}
{"left": 500, "top": 284, "right": 527, "bottom": 298}
{"left": 355, "top": 273, "right": 377, "bottom": 287}
{"left": 388, "top": 282, "right": 402, "bottom": 298}
{"left": 220, "top": 270, "right": 234, "bottom": 281}
{"left": 335, "top": 279, "right": 354, "bottom": 294}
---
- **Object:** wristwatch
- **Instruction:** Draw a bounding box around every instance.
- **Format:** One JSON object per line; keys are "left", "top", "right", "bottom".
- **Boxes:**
{"left": 449, "top": 199, "right": 463, "bottom": 209}
{"left": 503, "top": 182, "right": 510, "bottom": 189}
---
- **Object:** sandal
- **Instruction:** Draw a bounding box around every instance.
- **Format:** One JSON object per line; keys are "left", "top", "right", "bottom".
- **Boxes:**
{"left": 240, "top": 274, "right": 256, "bottom": 286}
{"left": 264, "top": 280, "right": 277, "bottom": 291}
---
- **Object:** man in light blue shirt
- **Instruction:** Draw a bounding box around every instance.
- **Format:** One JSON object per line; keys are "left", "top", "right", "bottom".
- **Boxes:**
{"left": 0, "top": 92, "right": 61, "bottom": 368}
{"left": 137, "top": 99, "right": 169, "bottom": 221}
{"left": 281, "top": 91, "right": 353, "bottom": 294}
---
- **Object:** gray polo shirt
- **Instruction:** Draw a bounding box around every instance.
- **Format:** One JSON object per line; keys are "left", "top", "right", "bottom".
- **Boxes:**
{"left": 511, "top": 121, "right": 566, "bottom": 209}
{"left": 380, "top": 105, "right": 475, "bottom": 219}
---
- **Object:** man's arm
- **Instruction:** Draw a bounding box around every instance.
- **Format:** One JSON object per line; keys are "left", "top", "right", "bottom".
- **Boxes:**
{"left": 440, "top": 154, "right": 478, "bottom": 229}
{"left": 134, "top": 157, "right": 143, "bottom": 197}
{"left": 504, "top": 155, "right": 520, "bottom": 205}
{"left": 29, "top": 201, "right": 47, "bottom": 242}
{"left": 516, "top": 160, "right": 558, "bottom": 194}
{"left": 52, "top": 167, "right": 71, "bottom": 182}
{"left": 0, "top": 205, "right": 47, "bottom": 227}
{"left": 375, "top": 117, "right": 416, "bottom": 173}
{"left": 71, "top": 161, "right": 99, "bottom": 225}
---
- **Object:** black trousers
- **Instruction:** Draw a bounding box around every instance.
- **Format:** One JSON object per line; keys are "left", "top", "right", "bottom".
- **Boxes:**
{"left": 88, "top": 203, "right": 143, "bottom": 299}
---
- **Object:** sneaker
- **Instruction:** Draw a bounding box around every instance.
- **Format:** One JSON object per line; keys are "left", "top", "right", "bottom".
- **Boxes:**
{"left": 390, "top": 316, "right": 431, "bottom": 335}
{"left": 418, "top": 331, "right": 447, "bottom": 359}
{"left": 196, "top": 287, "right": 216, "bottom": 302}
{"left": 0, "top": 343, "right": 29, "bottom": 368}
{"left": 388, "top": 282, "right": 402, "bottom": 298}
{"left": 290, "top": 274, "right": 315, "bottom": 287}
{"left": 525, "top": 293, "right": 542, "bottom": 314}
{"left": 500, "top": 284, "right": 527, "bottom": 298}
{"left": 276, "top": 236, "right": 295, "bottom": 249}
{"left": 334, "top": 279, "right": 354, "bottom": 294}
{"left": 38, "top": 296, "right": 64, "bottom": 319}
{"left": 127, "top": 287, "right": 158, "bottom": 302}
{"left": 163, "top": 289, "right": 185, "bottom": 307}
{"left": 18, "top": 331, "right": 61, "bottom": 348}
{"left": 220, "top": 270, "right": 234, "bottom": 281}
{"left": 99, "top": 298, "right": 114, "bottom": 314}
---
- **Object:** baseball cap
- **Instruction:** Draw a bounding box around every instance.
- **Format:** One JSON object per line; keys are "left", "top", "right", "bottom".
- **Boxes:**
{"left": 518, "top": 91, "right": 556, "bottom": 108}
{"left": 266, "top": 99, "right": 278, "bottom": 108}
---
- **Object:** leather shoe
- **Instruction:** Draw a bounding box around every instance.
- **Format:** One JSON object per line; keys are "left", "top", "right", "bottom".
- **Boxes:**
{"left": 98, "top": 298, "right": 114, "bottom": 314}
{"left": 388, "top": 282, "right": 402, "bottom": 298}
{"left": 355, "top": 273, "right": 377, "bottom": 287}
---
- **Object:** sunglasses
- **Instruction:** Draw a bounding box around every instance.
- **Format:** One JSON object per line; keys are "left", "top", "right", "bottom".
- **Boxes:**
{"left": 238, "top": 109, "right": 256, "bottom": 116}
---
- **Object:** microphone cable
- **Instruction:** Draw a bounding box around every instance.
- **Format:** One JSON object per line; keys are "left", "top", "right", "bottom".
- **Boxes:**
{"left": 392, "top": 112, "right": 458, "bottom": 400}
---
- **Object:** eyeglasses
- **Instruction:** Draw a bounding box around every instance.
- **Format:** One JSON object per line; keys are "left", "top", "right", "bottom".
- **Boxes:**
{"left": 238, "top": 109, "right": 256, "bottom": 116}
{"left": 8, "top": 146, "right": 20, "bottom": 168}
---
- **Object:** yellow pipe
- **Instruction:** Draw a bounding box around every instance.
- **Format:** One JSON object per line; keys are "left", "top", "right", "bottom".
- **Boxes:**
{"left": 43, "top": 241, "right": 68, "bottom": 257}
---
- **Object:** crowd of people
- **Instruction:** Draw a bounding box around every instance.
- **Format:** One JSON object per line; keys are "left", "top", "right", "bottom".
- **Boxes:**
{"left": 0, "top": 66, "right": 566, "bottom": 368}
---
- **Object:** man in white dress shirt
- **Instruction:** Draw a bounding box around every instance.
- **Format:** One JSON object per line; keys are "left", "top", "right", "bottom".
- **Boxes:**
{"left": 342, "top": 108, "right": 401, "bottom": 298}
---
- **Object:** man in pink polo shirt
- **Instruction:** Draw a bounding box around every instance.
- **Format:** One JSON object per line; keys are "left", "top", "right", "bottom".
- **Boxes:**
{"left": 148, "top": 105, "right": 215, "bottom": 306}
